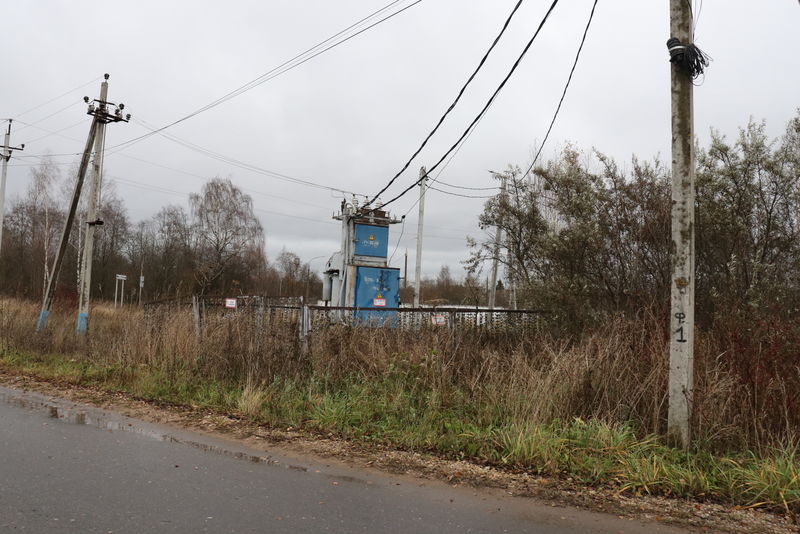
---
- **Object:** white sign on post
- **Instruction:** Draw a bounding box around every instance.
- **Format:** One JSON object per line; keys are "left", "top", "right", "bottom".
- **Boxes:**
{"left": 116, "top": 274, "right": 127, "bottom": 281}
{"left": 431, "top": 314, "right": 448, "bottom": 326}
{"left": 224, "top": 298, "right": 237, "bottom": 309}
{"left": 139, "top": 275, "right": 144, "bottom": 288}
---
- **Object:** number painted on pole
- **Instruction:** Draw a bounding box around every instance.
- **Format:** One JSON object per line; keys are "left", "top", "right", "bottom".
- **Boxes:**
{"left": 674, "top": 325, "right": 687, "bottom": 343}
{"left": 673, "top": 312, "right": 688, "bottom": 343}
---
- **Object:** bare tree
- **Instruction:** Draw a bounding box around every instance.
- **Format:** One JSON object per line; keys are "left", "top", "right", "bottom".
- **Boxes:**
{"left": 0, "top": 159, "right": 63, "bottom": 298}
{"left": 189, "top": 178, "right": 264, "bottom": 295}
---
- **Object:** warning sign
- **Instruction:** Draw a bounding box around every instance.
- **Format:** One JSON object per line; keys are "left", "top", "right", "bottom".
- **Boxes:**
{"left": 431, "top": 314, "right": 448, "bottom": 326}
{"left": 224, "top": 298, "right": 237, "bottom": 309}
{"left": 373, "top": 298, "right": 387, "bottom": 307}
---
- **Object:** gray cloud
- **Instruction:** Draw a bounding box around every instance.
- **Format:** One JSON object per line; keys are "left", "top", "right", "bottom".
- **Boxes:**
{"left": 3, "top": 0, "right": 798, "bottom": 278}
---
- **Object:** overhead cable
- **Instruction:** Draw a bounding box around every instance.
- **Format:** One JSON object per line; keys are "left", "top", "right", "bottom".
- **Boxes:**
{"left": 21, "top": 119, "right": 86, "bottom": 145}
{"left": 400, "top": 97, "right": 497, "bottom": 217}
{"left": 106, "top": 0, "right": 422, "bottom": 153}
{"left": 365, "top": 0, "right": 527, "bottom": 207}
{"left": 131, "top": 118, "right": 362, "bottom": 196}
{"left": 10, "top": 77, "right": 100, "bottom": 119}
{"left": 522, "top": 0, "right": 598, "bottom": 179}
{"left": 435, "top": 179, "right": 499, "bottom": 191}
{"left": 378, "top": 0, "right": 561, "bottom": 210}
{"left": 14, "top": 102, "right": 79, "bottom": 133}
{"left": 427, "top": 186, "right": 493, "bottom": 199}
{"left": 108, "top": 176, "right": 337, "bottom": 226}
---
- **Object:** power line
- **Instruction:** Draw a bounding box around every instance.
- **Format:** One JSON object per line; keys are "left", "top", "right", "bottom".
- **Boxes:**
{"left": 435, "top": 179, "right": 499, "bottom": 191}
{"left": 14, "top": 102, "right": 78, "bottom": 133}
{"left": 109, "top": 151, "right": 330, "bottom": 210}
{"left": 14, "top": 115, "right": 364, "bottom": 196}
{"left": 399, "top": 113, "right": 492, "bottom": 218}
{"left": 11, "top": 3, "right": 420, "bottom": 198}
{"left": 366, "top": 0, "right": 527, "bottom": 207}
{"left": 10, "top": 124, "right": 333, "bottom": 210}
{"left": 10, "top": 115, "right": 363, "bottom": 199}
{"left": 131, "top": 118, "right": 362, "bottom": 195}
{"left": 378, "top": 0, "right": 561, "bottom": 210}
{"left": 388, "top": 216, "right": 406, "bottom": 264}
{"left": 9, "top": 77, "right": 100, "bottom": 119}
{"left": 108, "top": 176, "right": 337, "bottom": 226}
{"left": 522, "top": 0, "right": 598, "bottom": 179}
{"left": 106, "top": 0, "right": 422, "bottom": 153}
{"left": 427, "top": 185, "right": 493, "bottom": 199}
{"left": 21, "top": 118, "right": 86, "bottom": 145}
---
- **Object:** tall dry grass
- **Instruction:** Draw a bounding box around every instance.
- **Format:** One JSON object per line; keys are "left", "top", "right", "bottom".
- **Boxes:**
{"left": 0, "top": 297, "right": 797, "bottom": 453}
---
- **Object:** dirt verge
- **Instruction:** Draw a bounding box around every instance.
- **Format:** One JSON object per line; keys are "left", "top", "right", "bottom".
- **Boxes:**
{"left": 0, "top": 365, "right": 795, "bottom": 534}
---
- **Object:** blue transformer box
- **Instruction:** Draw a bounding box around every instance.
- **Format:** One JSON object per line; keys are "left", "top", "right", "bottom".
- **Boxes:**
{"left": 353, "top": 266, "right": 400, "bottom": 325}
{"left": 353, "top": 224, "right": 389, "bottom": 258}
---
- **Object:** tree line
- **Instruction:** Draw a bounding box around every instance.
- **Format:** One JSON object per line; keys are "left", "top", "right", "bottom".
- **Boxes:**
{"left": 468, "top": 112, "right": 800, "bottom": 328}
{"left": 2, "top": 112, "right": 798, "bottom": 316}
{"left": 0, "top": 170, "right": 323, "bottom": 303}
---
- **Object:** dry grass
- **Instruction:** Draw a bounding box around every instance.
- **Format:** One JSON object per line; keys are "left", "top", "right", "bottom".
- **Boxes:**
{"left": 1, "top": 297, "right": 797, "bottom": 451}
{"left": 1, "top": 297, "right": 799, "bottom": 515}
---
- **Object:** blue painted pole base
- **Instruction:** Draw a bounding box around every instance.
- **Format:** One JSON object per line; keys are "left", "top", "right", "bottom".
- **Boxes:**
{"left": 36, "top": 310, "right": 50, "bottom": 332}
{"left": 76, "top": 313, "right": 89, "bottom": 334}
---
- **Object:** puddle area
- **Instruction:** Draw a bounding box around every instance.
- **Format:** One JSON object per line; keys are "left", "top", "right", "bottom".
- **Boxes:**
{"left": 0, "top": 386, "right": 317, "bottom": 474}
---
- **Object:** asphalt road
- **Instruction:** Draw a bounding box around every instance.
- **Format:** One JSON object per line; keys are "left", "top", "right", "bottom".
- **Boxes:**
{"left": 0, "top": 386, "right": 689, "bottom": 533}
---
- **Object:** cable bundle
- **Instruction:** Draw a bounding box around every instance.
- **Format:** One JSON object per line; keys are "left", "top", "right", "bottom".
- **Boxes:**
{"left": 666, "top": 37, "right": 710, "bottom": 80}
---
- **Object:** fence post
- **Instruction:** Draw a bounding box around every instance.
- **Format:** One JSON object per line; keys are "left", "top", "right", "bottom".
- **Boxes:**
{"left": 192, "top": 295, "right": 202, "bottom": 340}
{"left": 255, "top": 296, "right": 265, "bottom": 352}
{"left": 298, "top": 297, "right": 310, "bottom": 356}
{"left": 448, "top": 310, "right": 456, "bottom": 354}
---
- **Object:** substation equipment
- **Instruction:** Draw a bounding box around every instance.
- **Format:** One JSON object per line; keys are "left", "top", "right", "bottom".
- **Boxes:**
{"left": 322, "top": 200, "right": 401, "bottom": 323}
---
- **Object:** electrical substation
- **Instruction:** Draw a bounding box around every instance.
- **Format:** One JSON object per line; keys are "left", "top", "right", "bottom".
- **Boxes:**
{"left": 322, "top": 200, "right": 401, "bottom": 323}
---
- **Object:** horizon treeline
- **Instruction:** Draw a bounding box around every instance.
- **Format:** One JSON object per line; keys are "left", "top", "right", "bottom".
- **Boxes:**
{"left": 1, "top": 112, "right": 798, "bottom": 317}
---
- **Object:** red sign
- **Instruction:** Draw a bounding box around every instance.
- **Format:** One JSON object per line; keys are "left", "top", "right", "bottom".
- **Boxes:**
{"left": 373, "top": 298, "right": 387, "bottom": 307}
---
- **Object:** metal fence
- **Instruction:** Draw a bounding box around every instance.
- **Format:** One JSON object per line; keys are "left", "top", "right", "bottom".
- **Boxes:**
{"left": 144, "top": 296, "right": 546, "bottom": 337}
{"left": 307, "top": 306, "right": 544, "bottom": 332}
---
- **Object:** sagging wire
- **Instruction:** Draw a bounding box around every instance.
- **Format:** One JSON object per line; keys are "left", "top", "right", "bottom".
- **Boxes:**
{"left": 522, "top": 0, "right": 599, "bottom": 179}
{"left": 388, "top": 215, "right": 407, "bottom": 264}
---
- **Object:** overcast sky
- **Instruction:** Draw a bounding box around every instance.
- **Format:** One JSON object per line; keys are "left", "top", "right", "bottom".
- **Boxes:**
{"left": 2, "top": 0, "right": 798, "bottom": 279}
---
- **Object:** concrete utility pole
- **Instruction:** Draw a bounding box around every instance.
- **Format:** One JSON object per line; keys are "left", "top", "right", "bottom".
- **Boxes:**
{"left": 138, "top": 228, "right": 145, "bottom": 307}
{"left": 75, "top": 75, "right": 130, "bottom": 333}
{"left": 506, "top": 248, "right": 517, "bottom": 310}
{"left": 0, "top": 120, "right": 24, "bottom": 258}
{"left": 413, "top": 167, "right": 427, "bottom": 307}
{"left": 403, "top": 249, "right": 408, "bottom": 289}
{"left": 37, "top": 121, "right": 99, "bottom": 331}
{"left": 488, "top": 173, "right": 507, "bottom": 310}
{"left": 667, "top": 0, "right": 696, "bottom": 449}
{"left": 138, "top": 274, "right": 144, "bottom": 306}
{"left": 76, "top": 80, "right": 108, "bottom": 333}
{"left": 37, "top": 74, "right": 130, "bottom": 332}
